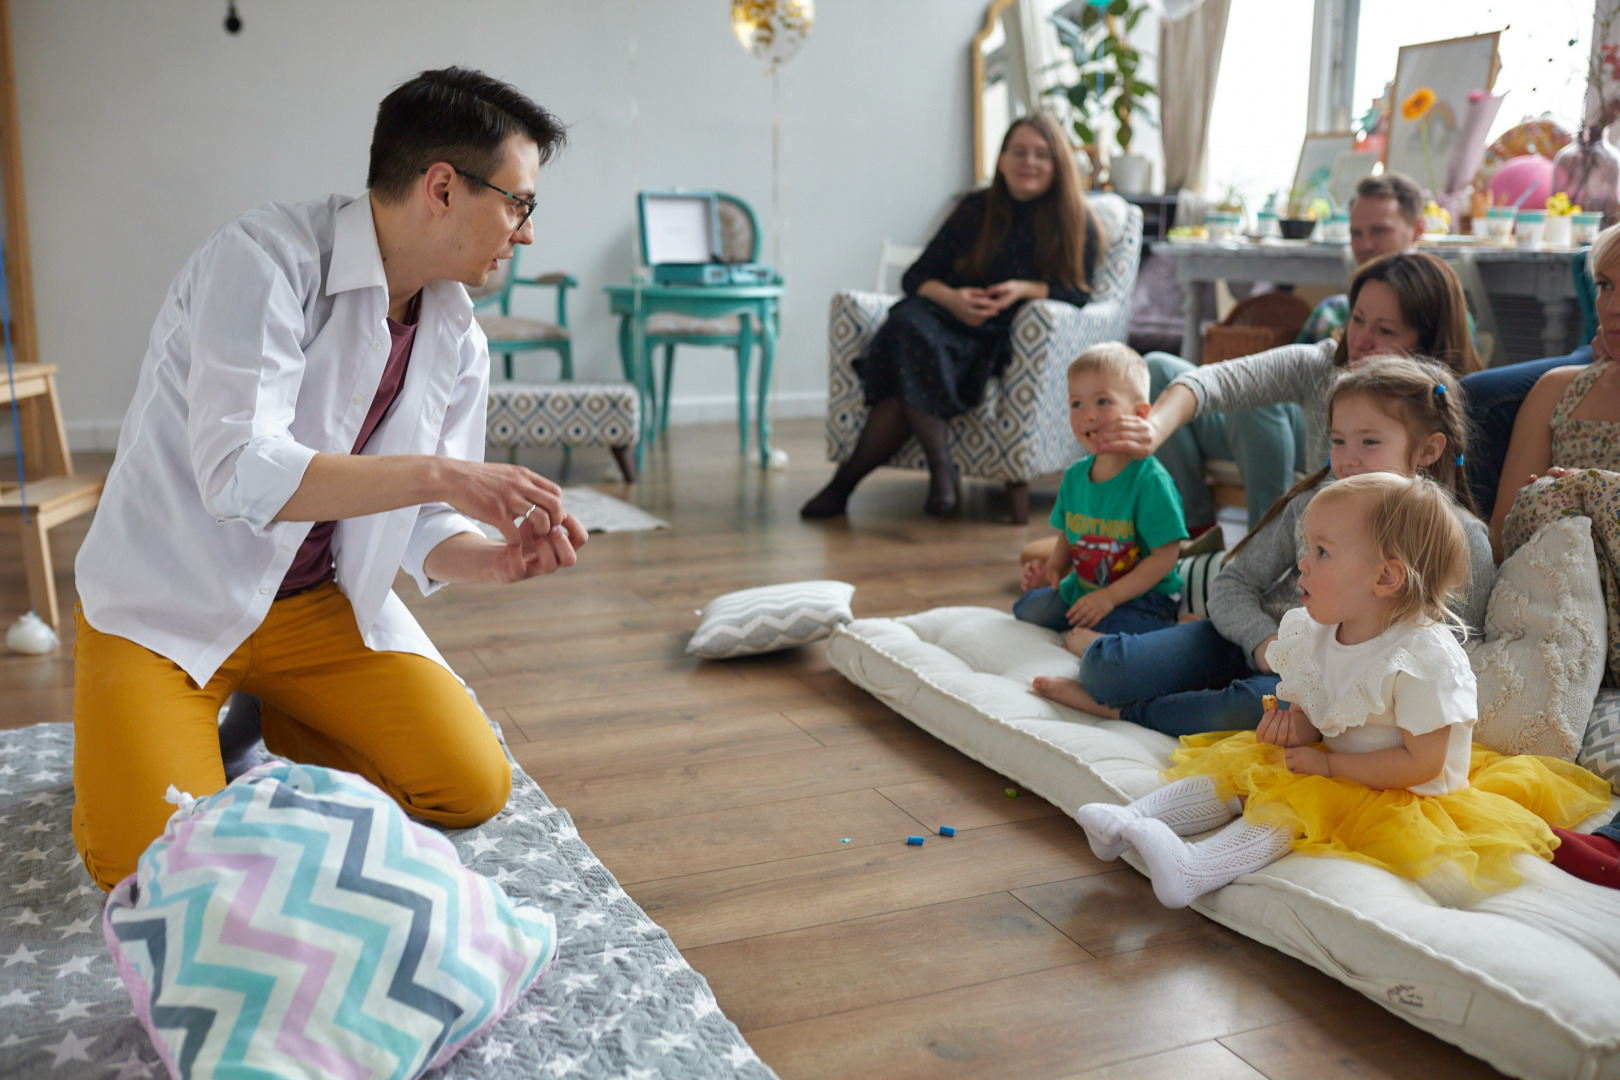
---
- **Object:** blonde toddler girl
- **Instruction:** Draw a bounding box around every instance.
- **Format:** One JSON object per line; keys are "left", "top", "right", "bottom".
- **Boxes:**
{"left": 1076, "top": 472, "right": 1610, "bottom": 907}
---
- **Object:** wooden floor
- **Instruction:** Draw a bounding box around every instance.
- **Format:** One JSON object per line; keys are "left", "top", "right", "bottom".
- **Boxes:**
{"left": 0, "top": 420, "right": 1506, "bottom": 1080}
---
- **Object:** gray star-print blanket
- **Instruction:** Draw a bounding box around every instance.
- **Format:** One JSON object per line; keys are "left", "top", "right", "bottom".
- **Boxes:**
{"left": 0, "top": 722, "right": 777, "bottom": 1080}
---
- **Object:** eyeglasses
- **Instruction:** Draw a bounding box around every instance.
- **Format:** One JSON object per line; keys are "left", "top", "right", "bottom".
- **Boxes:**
{"left": 427, "top": 166, "right": 538, "bottom": 228}
{"left": 1004, "top": 148, "right": 1054, "bottom": 163}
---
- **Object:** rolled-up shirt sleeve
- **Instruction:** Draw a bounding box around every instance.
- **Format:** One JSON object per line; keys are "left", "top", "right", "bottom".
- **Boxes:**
{"left": 401, "top": 328, "right": 489, "bottom": 595}
{"left": 184, "top": 225, "right": 321, "bottom": 534}
{"left": 1168, "top": 342, "right": 1331, "bottom": 416}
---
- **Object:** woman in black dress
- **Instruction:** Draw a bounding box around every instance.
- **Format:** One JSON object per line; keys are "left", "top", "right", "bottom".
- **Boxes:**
{"left": 802, "top": 112, "right": 1101, "bottom": 517}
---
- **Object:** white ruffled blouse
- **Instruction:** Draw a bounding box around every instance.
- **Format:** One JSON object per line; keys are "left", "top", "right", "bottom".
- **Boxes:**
{"left": 1266, "top": 607, "right": 1478, "bottom": 796}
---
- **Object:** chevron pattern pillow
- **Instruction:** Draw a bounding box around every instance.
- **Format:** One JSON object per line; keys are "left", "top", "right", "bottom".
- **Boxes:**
{"left": 1579, "top": 689, "right": 1620, "bottom": 796}
{"left": 688, "top": 580, "right": 856, "bottom": 658}
{"left": 102, "top": 763, "right": 557, "bottom": 1080}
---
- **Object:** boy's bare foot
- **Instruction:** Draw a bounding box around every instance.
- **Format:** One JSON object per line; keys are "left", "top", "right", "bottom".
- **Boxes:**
{"left": 1064, "top": 626, "right": 1101, "bottom": 657}
{"left": 1032, "top": 676, "right": 1121, "bottom": 718}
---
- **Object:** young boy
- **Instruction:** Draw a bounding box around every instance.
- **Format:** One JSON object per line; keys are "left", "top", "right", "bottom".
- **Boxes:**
{"left": 1015, "top": 342, "right": 1188, "bottom": 656}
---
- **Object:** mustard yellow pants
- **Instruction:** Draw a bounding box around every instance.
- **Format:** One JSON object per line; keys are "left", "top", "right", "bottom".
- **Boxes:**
{"left": 71, "top": 581, "right": 510, "bottom": 891}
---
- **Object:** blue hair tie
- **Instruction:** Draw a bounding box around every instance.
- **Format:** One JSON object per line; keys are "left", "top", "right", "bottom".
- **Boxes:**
{"left": 1434, "top": 384, "right": 1447, "bottom": 396}
{"left": 1455, "top": 454, "right": 1465, "bottom": 466}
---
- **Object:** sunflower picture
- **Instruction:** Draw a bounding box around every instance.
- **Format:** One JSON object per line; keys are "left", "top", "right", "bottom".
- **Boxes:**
{"left": 1397, "top": 84, "right": 1455, "bottom": 196}
{"left": 1400, "top": 87, "right": 1436, "bottom": 122}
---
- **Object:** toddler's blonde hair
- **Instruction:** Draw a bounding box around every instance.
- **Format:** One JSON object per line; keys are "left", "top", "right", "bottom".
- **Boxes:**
{"left": 1308, "top": 471, "right": 1469, "bottom": 634}
{"left": 1589, "top": 220, "right": 1620, "bottom": 281}
{"left": 1068, "top": 341, "right": 1149, "bottom": 405}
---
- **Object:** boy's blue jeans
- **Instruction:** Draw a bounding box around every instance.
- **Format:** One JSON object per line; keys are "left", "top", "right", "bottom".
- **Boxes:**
{"left": 1078, "top": 618, "right": 1279, "bottom": 737}
{"left": 1013, "top": 587, "right": 1179, "bottom": 637}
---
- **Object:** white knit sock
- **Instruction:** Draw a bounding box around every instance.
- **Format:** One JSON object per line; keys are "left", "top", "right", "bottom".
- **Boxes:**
{"left": 1074, "top": 776, "right": 1241, "bottom": 862}
{"left": 1123, "top": 817, "right": 1294, "bottom": 908}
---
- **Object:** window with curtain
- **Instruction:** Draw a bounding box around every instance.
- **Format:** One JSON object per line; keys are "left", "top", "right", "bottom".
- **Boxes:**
{"left": 1204, "top": 0, "right": 1311, "bottom": 203}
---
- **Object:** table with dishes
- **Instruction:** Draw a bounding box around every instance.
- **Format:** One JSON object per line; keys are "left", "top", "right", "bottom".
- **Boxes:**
{"left": 1155, "top": 236, "right": 1587, "bottom": 366}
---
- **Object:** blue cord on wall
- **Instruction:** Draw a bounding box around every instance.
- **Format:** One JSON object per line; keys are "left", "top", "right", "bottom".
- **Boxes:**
{"left": 0, "top": 212, "right": 28, "bottom": 526}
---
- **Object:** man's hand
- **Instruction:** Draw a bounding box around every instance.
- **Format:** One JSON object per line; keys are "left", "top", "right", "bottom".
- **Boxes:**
{"left": 1067, "top": 589, "right": 1115, "bottom": 629}
{"left": 426, "top": 512, "right": 588, "bottom": 585}
{"left": 490, "top": 513, "right": 587, "bottom": 583}
{"left": 437, "top": 459, "right": 565, "bottom": 544}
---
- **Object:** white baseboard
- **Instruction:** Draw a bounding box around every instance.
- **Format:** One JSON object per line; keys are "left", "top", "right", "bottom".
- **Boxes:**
{"left": 658, "top": 389, "right": 826, "bottom": 427}
{"left": 62, "top": 420, "right": 125, "bottom": 453}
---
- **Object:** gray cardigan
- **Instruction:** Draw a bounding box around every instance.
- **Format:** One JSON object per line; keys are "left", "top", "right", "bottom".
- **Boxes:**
{"left": 1169, "top": 339, "right": 1339, "bottom": 472}
{"left": 1209, "top": 477, "right": 1496, "bottom": 669}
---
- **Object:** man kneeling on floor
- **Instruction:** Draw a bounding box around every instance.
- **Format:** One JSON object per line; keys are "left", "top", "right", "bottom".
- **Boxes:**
{"left": 71, "top": 67, "right": 585, "bottom": 891}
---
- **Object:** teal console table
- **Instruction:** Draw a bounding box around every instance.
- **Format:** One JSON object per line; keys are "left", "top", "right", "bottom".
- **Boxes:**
{"left": 603, "top": 280, "right": 785, "bottom": 469}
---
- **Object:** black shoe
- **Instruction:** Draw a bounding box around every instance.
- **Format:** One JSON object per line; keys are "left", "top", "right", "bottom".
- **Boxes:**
{"left": 800, "top": 483, "right": 850, "bottom": 519}
{"left": 219, "top": 692, "right": 266, "bottom": 781}
{"left": 923, "top": 466, "right": 959, "bottom": 516}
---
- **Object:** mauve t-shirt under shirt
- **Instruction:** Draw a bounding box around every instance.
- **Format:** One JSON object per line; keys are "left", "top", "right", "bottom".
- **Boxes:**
{"left": 277, "top": 294, "right": 420, "bottom": 598}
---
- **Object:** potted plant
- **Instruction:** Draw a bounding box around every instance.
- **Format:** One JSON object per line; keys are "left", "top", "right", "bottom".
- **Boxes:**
{"left": 1544, "top": 191, "right": 1579, "bottom": 247}
{"left": 1207, "top": 181, "right": 1245, "bottom": 240}
{"left": 1049, "top": 0, "right": 1157, "bottom": 195}
{"left": 1280, "top": 186, "right": 1330, "bottom": 240}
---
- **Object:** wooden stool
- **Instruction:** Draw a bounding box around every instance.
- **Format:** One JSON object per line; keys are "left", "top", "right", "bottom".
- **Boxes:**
{"left": 1, "top": 363, "right": 103, "bottom": 630}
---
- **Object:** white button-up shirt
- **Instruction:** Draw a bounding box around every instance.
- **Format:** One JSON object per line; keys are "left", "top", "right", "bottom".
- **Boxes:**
{"left": 76, "top": 195, "right": 487, "bottom": 687}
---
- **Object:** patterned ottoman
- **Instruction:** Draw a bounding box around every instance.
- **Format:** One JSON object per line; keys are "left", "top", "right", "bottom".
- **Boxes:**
{"left": 487, "top": 381, "right": 641, "bottom": 482}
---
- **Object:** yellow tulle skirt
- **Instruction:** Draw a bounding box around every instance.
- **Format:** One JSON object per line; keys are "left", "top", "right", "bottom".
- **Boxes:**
{"left": 1163, "top": 732, "right": 1613, "bottom": 891}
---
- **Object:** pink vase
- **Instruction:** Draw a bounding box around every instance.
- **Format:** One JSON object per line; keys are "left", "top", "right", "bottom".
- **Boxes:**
{"left": 1552, "top": 128, "right": 1620, "bottom": 227}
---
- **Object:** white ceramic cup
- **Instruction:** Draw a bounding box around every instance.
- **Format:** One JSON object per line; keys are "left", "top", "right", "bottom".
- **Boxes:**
{"left": 1515, "top": 210, "right": 1547, "bottom": 249}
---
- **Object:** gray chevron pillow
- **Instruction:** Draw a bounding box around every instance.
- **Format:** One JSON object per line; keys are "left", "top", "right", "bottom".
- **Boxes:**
{"left": 1579, "top": 690, "right": 1620, "bottom": 796}
{"left": 688, "top": 580, "right": 856, "bottom": 659}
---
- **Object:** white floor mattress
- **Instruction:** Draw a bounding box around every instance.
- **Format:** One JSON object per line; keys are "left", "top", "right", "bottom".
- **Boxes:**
{"left": 826, "top": 607, "right": 1620, "bottom": 1080}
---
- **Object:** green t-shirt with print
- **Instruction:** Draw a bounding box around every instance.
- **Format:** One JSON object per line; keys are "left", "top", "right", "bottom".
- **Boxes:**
{"left": 1050, "top": 455, "right": 1189, "bottom": 606}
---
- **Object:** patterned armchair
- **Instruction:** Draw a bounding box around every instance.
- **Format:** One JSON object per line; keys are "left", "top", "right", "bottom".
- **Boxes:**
{"left": 824, "top": 193, "right": 1142, "bottom": 523}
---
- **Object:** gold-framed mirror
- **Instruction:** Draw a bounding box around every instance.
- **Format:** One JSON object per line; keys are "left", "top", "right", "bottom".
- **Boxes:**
{"left": 971, "top": 0, "right": 1017, "bottom": 186}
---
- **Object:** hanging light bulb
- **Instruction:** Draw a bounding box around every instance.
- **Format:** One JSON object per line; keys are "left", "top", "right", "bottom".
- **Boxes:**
{"left": 224, "top": 1, "right": 243, "bottom": 34}
{"left": 729, "top": 0, "right": 814, "bottom": 71}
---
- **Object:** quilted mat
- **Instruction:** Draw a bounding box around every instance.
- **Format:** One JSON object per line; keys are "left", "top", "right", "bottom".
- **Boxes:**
{"left": 0, "top": 722, "right": 776, "bottom": 1080}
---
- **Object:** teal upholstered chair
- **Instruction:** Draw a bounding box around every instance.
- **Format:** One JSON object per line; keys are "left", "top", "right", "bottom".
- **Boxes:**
{"left": 641, "top": 192, "right": 769, "bottom": 447}
{"left": 469, "top": 253, "right": 577, "bottom": 381}
{"left": 1575, "top": 246, "right": 1598, "bottom": 342}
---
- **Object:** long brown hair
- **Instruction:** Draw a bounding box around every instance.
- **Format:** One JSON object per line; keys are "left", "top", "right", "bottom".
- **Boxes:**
{"left": 960, "top": 113, "right": 1098, "bottom": 291}
{"left": 1228, "top": 354, "right": 1475, "bottom": 559}
{"left": 1332, "top": 251, "right": 1480, "bottom": 374}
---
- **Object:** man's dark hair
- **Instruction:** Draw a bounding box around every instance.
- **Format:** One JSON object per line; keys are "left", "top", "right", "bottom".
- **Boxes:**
{"left": 368, "top": 66, "right": 566, "bottom": 201}
{"left": 1352, "top": 172, "right": 1424, "bottom": 224}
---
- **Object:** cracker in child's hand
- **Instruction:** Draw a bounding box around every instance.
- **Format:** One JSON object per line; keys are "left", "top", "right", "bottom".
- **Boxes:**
{"left": 1262, "top": 694, "right": 1278, "bottom": 712}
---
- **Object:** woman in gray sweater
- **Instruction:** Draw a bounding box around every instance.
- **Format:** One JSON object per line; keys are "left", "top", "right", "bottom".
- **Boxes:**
{"left": 1108, "top": 252, "right": 1480, "bottom": 527}
{"left": 1034, "top": 356, "right": 1495, "bottom": 735}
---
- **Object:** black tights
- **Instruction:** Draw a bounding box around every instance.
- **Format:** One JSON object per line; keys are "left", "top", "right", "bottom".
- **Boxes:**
{"left": 801, "top": 397, "right": 956, "bottom": 515}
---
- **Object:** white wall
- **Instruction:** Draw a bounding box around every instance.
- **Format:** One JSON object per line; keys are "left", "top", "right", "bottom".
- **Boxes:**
{"left": 11, "top": 0, "right": 986, "bottom": 450}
